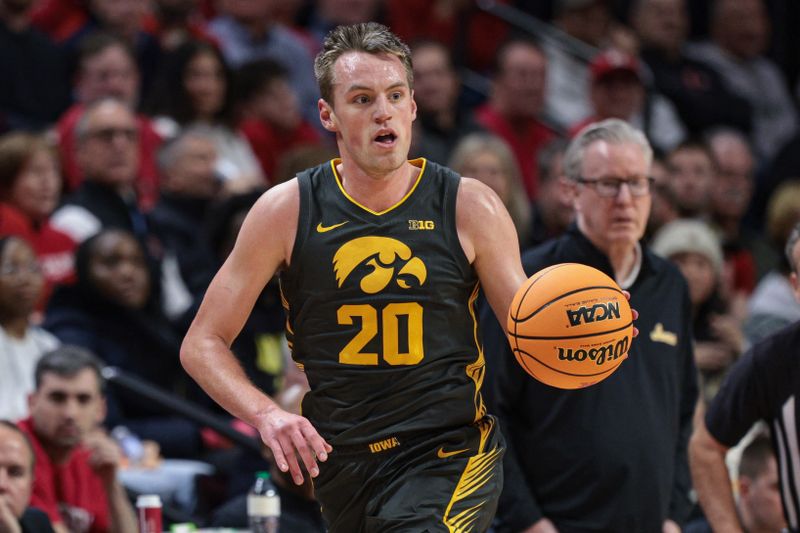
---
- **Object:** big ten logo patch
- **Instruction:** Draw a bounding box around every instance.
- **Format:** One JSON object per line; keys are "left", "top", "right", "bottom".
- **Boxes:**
{"left": 408, "top": 220, "right": 435, "bottom": 230}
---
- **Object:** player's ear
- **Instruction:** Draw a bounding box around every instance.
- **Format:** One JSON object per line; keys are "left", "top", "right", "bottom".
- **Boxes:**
{"left": 410, "top": 90, "right": 417, "bottom": 121}
{"left": 319, "top": 98, "right": 338, "bottom": 133}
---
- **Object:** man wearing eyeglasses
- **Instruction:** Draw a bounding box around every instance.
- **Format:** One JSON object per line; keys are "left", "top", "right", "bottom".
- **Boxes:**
{"left": 51, "top": 98, "right": 149, "bottom": 246}
{"left": 482, "top": 118, "right": 698, "bottom": 533}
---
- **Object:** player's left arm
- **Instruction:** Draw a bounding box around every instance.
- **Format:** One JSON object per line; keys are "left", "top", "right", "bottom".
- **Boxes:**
{"left": 455, "top": 178, "right": 527, "bottom": 323}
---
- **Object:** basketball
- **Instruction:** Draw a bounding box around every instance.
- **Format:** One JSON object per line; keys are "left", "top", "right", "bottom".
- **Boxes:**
{"left": 507, "top": 263, "right": 633, "bottom": 389}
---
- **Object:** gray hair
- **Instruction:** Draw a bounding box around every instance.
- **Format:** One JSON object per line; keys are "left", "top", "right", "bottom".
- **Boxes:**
{"left": 74, "top": 97, "right": 134, "bottom": 143}
{"left": 563, "top": 119, "right": 653, "bottom": 181}
{"left": 314, "top": 22, "right": 413, "bottom": 106}
{"left": 157, "top": 125, "right": 217, "bottom": 172}
{"left": 786, "top": 220, "right": 800, "bottom": 274}
{"left": 35, "top": 345, "right": 105, "bottom": 392}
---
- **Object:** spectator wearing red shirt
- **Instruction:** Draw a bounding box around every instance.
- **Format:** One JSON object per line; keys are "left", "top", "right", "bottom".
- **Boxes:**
{"left": 0, "top": 133, "right": 76, "bottom": 307}
{"left": 18, "top": 346, "right": 137, "bottom": 533}
{"left": 475, "top": 38, "right": 558, "bottom": 201}
{"left": 57, "top": 33, "right": 162, "bottom": 210}
{"left": 235, "top": 59, "right": 321, "bottom": 184}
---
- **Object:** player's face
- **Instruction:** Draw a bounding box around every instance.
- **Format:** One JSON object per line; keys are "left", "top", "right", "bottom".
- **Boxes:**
{"left": 572, "top": 140, "right": 651, "bottom": 254}
{"left": 29, "top": 369, "right": 104, "bottom": 450}
{"left": 0, "top": 426, "right": 33, "bottom": 519}
{"left": 319, "top": 51, "right": 416, "bottom": 179}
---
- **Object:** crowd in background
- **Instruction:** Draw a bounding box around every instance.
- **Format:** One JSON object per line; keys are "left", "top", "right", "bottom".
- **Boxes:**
{"left": 2, "top": 0, "right": 800, "bottom": 530}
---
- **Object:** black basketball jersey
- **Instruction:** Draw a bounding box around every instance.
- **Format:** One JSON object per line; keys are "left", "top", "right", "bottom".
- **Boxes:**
{"left": 279, "top": 158, "right": 486, "bottom": 447}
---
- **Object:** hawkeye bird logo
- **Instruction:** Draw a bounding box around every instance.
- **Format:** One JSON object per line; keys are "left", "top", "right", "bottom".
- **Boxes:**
{"left": 333, "top": 236, "right": 427, "bottom": 294}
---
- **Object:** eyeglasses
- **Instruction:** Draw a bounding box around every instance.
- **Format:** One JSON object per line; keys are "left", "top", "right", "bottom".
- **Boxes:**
{"left": 85, "top": 127, "right": 138, "bottom": 143}
{"left": 575, "top": 176, "right": 654, "bottom": 197}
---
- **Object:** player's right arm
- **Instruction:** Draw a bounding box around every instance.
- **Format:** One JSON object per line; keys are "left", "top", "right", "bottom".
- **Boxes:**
{"left": 688, "top": 418, "right": 743, "bottom": 533}
{"left": 180, "top": 180, "right": 331, "bottom": 485}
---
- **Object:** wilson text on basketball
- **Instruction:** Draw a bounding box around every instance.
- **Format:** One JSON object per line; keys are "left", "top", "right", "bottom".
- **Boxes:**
{"left": 556, "top": 337, "right": 629, "bottom": 366}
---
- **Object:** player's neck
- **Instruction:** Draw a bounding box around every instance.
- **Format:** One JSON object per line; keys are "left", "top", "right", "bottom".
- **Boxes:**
{"left": 336, "top": 160, "right": 421, "bottom": 212}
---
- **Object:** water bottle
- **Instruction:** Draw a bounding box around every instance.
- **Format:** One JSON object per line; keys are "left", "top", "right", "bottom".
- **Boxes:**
{"left": 247, "top": 471, "right": 280, "bottom": 533}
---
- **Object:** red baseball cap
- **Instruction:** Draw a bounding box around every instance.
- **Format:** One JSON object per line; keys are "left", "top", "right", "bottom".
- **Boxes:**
{"left": 590, "top": 49, "right": 642, "bottom": 84}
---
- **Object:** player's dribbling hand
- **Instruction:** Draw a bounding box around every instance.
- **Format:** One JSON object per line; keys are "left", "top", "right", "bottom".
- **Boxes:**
{"left": 622, "top": 290, "right": 639, "bottom": 338}
{"left": 255, "top": 406, "right": 333, "bottom": 485}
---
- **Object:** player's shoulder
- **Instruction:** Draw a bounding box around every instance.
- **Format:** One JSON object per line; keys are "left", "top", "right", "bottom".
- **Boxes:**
{"left": 250, "top": 178, "right": 300, "bottom": 218}
{"left": 455, "top": 176, "right": 506, "bottom": 218}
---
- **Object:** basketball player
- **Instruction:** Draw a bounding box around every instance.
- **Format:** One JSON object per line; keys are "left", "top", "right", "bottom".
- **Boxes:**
{"left": 181, "top": 23, "right": 527, "bottom": 532}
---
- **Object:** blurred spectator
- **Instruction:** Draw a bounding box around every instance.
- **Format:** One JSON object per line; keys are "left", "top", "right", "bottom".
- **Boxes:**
{"left": 663, "top": 140, "right": 714, "bottom": 219}
{"left": 0, "top": 421, "right": 56, "bottom": 532}
{"left": 689, "top": 269, "right": 800, "bottom": 531}
{"left": 0, "top": 133, "right": 76, "bottom": 305}
{"left": 685, "top": 433, "right": 786, "bottom": 533}
{"left": 0, "top": 236, "right": 60, "bottom": 422}
{"left": 386, "top": 0, "right": 511, "bottom": 73}
{"left": 146, "top": 40, "right": 264, "bottom": 191}
{"left": 149, "top": 126, "right": 220, "bottom": 324}
{"left": 0, "top": 0, "right": 70, "bottom": 132}
{"left": 745, "top": 209, "right": 800, "bottom": 344}
{"left": 646, "top": 155, "right": 680, "bottom": 239}
{"left": 570, "top": 49, "right": 686, "bottom": 154}
{"left": 687, "top": 0, "right": 797, "bottom": 161}
{"left": 18, "top": 346, "right": 138, "bottom": 533}
{"left": 448, "top": 133, "right": 532, "bottom": 246}
{"left": 475, "top": 38, "right": 558, "bottom": 200}
{"left": 707, "top": 129, "right": 774, "bottom": 293}
{"left": 57, "top": 33, "right": 162, "bottom": 209}
{"left": 408, "top": 40, "right": 484, "bottom": 165}
{"left": 235, "top": 58, "right": 321, "bottom": 184}
{"left": 303, "top": 0, "right": 382, "bottom": 55}
{"left": 542, "top": 0, "right": 618, "bottom": 129}
{"left": 632, "top": 0, "right": 753, "bottom": 136}
{"left": 529, "top": 137, "right": 574, "bottom": 246}
{"left": 44, "top": 230, "right": 200, "bottom": 457}
{"left": 52, "top": 99, "right": 150, "bottom": 245}
{"left": 58, "top": 0, "right": 160, "bottom": 96}
{"left": 141, "top": 0, "right": 217, "bottom": 53}
{"left": 652, "top": 219, "right": 744, "bottom": 403}
{"left": 208, "top": 0, "right": 319, "bottom": 124}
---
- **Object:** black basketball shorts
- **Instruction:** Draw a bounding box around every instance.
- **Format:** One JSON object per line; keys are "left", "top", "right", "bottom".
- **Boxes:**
{"left": 313, "top": 415, "right": 505, "bottom": 533}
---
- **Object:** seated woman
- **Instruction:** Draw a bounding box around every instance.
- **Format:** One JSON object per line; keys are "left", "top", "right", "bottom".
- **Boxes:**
{"left": 43, "top": 229, "right": 201, "bottom": 457}
{"left": 0, "top": 132, "right": 76, "bottom": 308}
{"left": 652, "top": 218, "right": 745, "bottom": 403}
{"left": 145, "top": 40, "right": 264, "bottom": 193}
{"left": 0, "top": 236, "right": 60, "bottom": 420}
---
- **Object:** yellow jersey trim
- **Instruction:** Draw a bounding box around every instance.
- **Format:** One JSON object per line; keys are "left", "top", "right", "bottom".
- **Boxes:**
{"left": 329, "top": 158, "right": 427, "bottom": 216}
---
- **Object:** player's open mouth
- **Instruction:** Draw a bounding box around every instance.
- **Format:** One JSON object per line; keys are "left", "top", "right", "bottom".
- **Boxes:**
{"left": 374, "top": 131, "right": 397, "bottom": 146}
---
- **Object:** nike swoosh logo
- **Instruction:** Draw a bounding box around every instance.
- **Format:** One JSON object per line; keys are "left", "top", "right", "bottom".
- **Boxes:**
{"left": 316, "top": 221, "right": 349, "bottom": 233}
{"left": 437, "top": 447, "right": 469, "bottom": 459}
